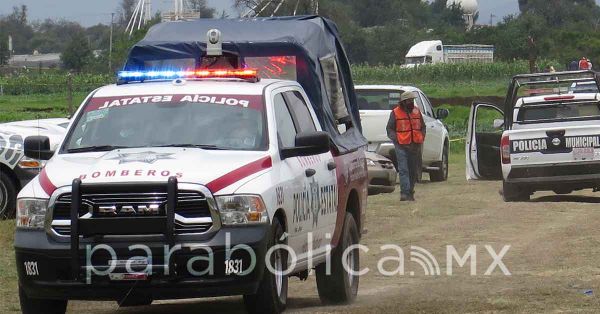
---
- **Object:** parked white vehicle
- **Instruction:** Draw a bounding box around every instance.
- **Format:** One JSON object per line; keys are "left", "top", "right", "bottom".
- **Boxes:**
{"left": 403, "top": 40, "right": 494, "bottom": 68}
{"left": 0, "top": 118, "right": 68, "bottom": 218}
{"left": 355, "top": 85, "right": 450, "bottom": 182}
{"left": 467, "top": 71, "right": 600, "bottom": 201}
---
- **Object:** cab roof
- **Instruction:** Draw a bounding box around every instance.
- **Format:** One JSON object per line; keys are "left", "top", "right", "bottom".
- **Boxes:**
{"left": 354, "top": 85, "right": 421, "bottom": 92}
{"left": 92, "top": 79, "right": 292, "bottom": 97}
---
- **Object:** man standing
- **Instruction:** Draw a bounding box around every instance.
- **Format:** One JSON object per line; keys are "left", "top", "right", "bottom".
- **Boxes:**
{"left": 387, "top": 91, "right": 426, "bottom": 201}
{"left": 579, "top": 57, "right": 590, "bottom": 70}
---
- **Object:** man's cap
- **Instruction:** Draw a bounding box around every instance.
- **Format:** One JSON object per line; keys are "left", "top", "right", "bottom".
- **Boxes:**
{"left": 400, "top": 91, "right": 418, "bottom": 102}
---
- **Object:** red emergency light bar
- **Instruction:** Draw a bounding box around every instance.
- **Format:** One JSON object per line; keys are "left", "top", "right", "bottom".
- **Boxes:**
{"left": 117, "top": 68, "right": 259, "bottom": 83}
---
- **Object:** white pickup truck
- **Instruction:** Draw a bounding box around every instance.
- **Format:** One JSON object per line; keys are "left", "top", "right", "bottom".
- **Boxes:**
{"left": 466, "top": 71, "right": 600, "bottom": 201}
{"left": 0, "top": 118, "right": 68, "bottom": 219}
{"left": 15, "top": 17, "right": 368, "bottom": 314}
{"left": 356, "top": 85, "right": 450, "bottom": 182}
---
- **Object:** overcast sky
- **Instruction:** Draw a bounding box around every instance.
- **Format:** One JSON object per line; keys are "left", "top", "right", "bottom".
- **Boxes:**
{"left": 0, "top": 0, "right": 596, "bottom": 27}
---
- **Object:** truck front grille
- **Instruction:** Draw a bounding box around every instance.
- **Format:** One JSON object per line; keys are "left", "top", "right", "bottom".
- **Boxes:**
{"left": 50, "top": 190, "right": 212, "bottom": 236}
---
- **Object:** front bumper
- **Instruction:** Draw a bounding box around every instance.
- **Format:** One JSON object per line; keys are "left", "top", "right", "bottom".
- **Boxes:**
{"left": 15, "top": 224, "right": 269, "bottom": 301}
{"left": 368, "top": 166, "right": 397, "bottom": 195}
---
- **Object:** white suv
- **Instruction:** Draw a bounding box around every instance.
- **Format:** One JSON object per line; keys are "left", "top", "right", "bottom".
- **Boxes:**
{"left": 355, "top": 85, "right": 450, "bottom": 182}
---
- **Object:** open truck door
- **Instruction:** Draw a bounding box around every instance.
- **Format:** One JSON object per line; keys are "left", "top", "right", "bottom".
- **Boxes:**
{"left": 466, "top": 103, "right": 504, "bottom": 180}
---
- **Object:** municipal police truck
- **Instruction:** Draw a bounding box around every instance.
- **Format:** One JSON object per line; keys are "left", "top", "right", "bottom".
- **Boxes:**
{"left": 466, "top": 71, "right": 600, "bottom": 201}
{"left": 15, "top": 17, "right": 368, "bottom": 314}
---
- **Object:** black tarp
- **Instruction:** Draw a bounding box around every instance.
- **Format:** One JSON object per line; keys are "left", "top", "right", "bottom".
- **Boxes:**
{"left": 124, "top": 16, "right": 366, "bottom": 154}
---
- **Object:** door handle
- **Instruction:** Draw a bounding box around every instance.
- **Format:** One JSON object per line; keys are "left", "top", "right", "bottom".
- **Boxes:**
{"left": 327, "top": 161, "right": 337, "bottom": 171}
{"left": 305, "top": 169, "right": 316, "bottom": 177}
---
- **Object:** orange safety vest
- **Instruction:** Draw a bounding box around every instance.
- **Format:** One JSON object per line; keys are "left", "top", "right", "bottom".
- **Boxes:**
{"left": 393, "top": 106, "right": 425, "bottom": 145}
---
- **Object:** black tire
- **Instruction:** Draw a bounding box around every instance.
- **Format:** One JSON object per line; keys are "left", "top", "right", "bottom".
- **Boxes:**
{"left": 244, "top": 218, "right": 288, "bottom": 314}
{"left": 315, "top": 213, "right": 360, "bottom": 304}
{"left": 0, "top": 170, "right": 17, "bottom": 220}
{"left": 19, "top": 286, "right": 67, "bottom": 314}
{"left": 430, "top": 144, "right": 449, "bottom": 182}
{"left": 503, "top": 181, "right": 530, "bottom": 202}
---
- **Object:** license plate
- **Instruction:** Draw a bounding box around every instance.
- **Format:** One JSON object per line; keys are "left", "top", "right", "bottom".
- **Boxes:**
{"left": 109, "top": 257, "right": 149, "bottom": 268}
{"left": 573, "top": 147, "right": 595, "bottom": 161}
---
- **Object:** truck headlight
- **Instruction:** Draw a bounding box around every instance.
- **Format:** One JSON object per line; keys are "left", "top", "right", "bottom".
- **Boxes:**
{"left": 366, "top": 159, "right": 377, "bottom": 167}
{"left": 215, "top": 195, "right": 268, "bottom": 225}
{"left": 16, "top": 198, "right": 48, "bottom": 229}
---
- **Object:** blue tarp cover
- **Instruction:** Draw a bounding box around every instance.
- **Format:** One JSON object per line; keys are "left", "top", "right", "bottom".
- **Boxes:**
{"left": 125, "top": 16, "right": 366, "bottom": 153}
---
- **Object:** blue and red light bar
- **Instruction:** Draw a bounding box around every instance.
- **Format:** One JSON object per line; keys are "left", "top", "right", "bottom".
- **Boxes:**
{"left": 117, "top": 68, "right": 259, "bottom": 83}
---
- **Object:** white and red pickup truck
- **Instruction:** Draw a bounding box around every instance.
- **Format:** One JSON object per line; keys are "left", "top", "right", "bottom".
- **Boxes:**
{"left": 467, "top": 71, "right": 600, "bottom": 201}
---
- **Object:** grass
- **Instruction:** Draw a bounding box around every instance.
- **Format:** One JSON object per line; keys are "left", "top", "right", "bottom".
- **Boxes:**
{"left": 0, "top": 92, "right": 88, "bottom": 123}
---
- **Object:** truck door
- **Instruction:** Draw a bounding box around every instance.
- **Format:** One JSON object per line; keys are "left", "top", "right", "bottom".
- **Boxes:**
{"left": 466, "top": 103, "right": 504, "bottom": 180}
{"left": 417, "top": 92, "right": 443, "bottom": 165}
{"left": 282, "top": 90, "right": 338, "bottom": 262}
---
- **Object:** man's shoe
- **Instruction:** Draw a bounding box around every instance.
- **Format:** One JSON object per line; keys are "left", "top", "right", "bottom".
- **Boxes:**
{"left": 400, "top": 194, "right": 412, "bottom": 201}
{"left": 408, "top": 194, "right": 416, "bottom": 201}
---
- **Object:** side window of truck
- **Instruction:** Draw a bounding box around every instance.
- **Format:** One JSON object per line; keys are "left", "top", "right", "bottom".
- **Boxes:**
{"left": 419, "top": 93, "right": 434, "bottom": 117}
{"left": 273, "top": 93, "right": 297, "bottom": 148}
{"left": 284, "top": 91, "right": 317, "bottom": 133}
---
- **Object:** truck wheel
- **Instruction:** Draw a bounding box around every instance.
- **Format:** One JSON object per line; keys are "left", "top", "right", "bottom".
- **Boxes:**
{"left": 244, "top": 218, "right": 288, "bottom": 314}
{"left": 315, "top": 213, "right": 359, "bottom": 304}
{"left": 430, "top": 145, "right": 449, "bottom": 182}
{"left": 19, "top": 286, "right": 67, "bottom": 314}
{"left": 502, "top": 181, "right": 530, "bottom": 202}
{"left": 0, "top": 170, "right": 17, "bottom": 220}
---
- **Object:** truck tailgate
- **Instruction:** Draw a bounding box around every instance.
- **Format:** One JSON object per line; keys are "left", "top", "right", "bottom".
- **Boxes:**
{"left": 509, "top": 125, "right": 600, "bottom": 166}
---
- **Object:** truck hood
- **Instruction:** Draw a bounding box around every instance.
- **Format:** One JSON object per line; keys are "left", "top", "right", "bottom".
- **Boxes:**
{"left": 39, "top": 147, "right": 272, "bottom": 196}
{"left": 0, "top": 118, "right": 68, "bottom": 151}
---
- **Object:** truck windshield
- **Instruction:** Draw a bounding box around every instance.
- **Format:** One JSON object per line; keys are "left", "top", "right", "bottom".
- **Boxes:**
{"left": 405, "top": 57, "right": 425, "bottom": 65}
{"left": 63, "top": 94, "right": 267, "bottom": 153}
{"left": 517, "top": 100, "right": 600, "bottom": 123}
{"left": 356, "top": 90, "right": 401, "bottom": 110}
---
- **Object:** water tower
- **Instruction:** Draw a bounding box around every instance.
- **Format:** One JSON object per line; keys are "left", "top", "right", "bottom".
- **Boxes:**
{"left": 447, "top": 0, "right": 479, "bottom": 30}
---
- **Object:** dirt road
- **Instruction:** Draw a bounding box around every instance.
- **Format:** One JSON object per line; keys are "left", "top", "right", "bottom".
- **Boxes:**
{"left": 6, "top": 154, "right": 600, "bottom": 313}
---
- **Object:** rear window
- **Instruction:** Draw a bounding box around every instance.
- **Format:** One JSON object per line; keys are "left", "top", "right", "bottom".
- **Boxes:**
{"left": 517, "top": 100, "right": 600, "bottom": 123}
{"left": 356, "top": 90, "right": 401, "bottom": 110}
{"left": 569, "top": 83, "right": 599, "bottom": 94}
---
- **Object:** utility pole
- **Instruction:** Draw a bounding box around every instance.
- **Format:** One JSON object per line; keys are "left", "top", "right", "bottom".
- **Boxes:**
{"left": 109, "top": 13, "right": 114, "bottom": 71}
{"left": 489, "top": 14, "right": 496, "bottom": 26}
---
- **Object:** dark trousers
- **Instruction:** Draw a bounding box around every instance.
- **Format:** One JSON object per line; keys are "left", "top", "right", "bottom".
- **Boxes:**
{"left": 394, "top": 143, "right": 421, "bottom": 196}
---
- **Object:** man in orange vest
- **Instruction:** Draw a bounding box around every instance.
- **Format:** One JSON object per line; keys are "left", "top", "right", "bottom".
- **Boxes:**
{"left": 579, "top": 57, "right": 590, "bottom": 70}
{"left": 386, "top": 91, "right": 426, "bottom": 201}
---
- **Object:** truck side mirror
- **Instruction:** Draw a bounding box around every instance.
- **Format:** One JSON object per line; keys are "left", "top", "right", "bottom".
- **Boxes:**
{"left": 24, "top": 136, "right": 54, "bottom": 160}
{"left": 436, "top": 108, "right": 449, "bottom": 120}
{"left": 280, "top": 131, "right": 330, "bottom": 159}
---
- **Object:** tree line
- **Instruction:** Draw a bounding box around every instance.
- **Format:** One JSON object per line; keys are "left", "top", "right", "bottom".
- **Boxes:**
{"left": 1, "top": 0, "right": 599, "bottom": 72}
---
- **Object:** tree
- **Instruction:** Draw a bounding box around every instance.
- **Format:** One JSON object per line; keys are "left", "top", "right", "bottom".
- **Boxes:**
{"left": 0, "top": 34, "right": 9, "bottom": 65}
{"left": 117, "top": 0, "right": 138, "bottom": 26}
{"left": 61, "top": 32, "right": 93, "bottom": 72}
{"left": 187, "top": 0, "right": 216, "bottom": 18}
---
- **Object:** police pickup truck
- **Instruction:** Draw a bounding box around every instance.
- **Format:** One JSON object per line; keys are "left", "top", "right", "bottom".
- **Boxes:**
{"left": 15, "top": 17, "right": 367, "bottom": 314}
{"left": 0, "top": 118, "right": 68, "bottom": 219}
{"left": 466, "top": 71, "right": 600, "bottom": 201}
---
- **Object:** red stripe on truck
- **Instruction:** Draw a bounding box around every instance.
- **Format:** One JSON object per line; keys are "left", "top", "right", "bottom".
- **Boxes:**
{"left": 206, "top": 156, "right": 272, "bottom": 193}
{"left": 39, "top": 168, "right": 57, "bottom": 196}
